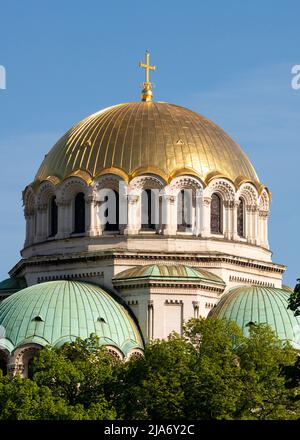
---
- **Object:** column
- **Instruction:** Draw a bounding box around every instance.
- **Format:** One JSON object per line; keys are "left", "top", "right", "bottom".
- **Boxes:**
{"left": 232, "top": 201, "right": 239, "bottom": 240}
{"left": 246, "top": 205, "right": 252, "bottom": 243}
{"left": 162, "top": 194, "right": 177, "bottom": 235}
{"left": 24, "top": 209, "right": 35, "bottom": 246}
{"left": 85, "top": 195, "right": 97, "bottom": 237}
{"left": 124, "top": 194, "right": 140, "bottom": 235}
{"left": 194, "top": 194, "right": 202, "bottom": 236}
{"left": 35, "top": 203, "right": 48, "bottom": 242}
{"left": 56, "top": 199, "right": 71, "bottom": 239}
{"left": 223, "top": 201, "right": 231, "bottom": 239}
{"left": 252, "top": 206, "right": 259, "bottom": 245}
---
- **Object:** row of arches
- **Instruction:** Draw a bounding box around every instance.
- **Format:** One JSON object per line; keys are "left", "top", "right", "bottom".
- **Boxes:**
{"left": 44, "top": 190, "right": 247, "bottom": 238}
{"left": 0, "top": 345, "right": 144, "bottom": 378}
{"left": 23, "top": 175, "right": 270, "bottom": 247}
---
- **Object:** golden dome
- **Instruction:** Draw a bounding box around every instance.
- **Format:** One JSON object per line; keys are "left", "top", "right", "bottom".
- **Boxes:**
{"left": 35, "top": 101, "right": 259, "bottom": 185}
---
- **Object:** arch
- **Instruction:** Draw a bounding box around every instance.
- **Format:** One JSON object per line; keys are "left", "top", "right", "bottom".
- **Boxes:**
{"left": 237, "top": 182, "right": 259, "bottom": 206}
{"left": 49, "top": 196, "right": 58, "bottom": 237}
{"left": 105, "top": 345, "right": 124, "bottom": 363}
{"left": 74, "top": 192, "right": 86, "bottom": 233}
{"left": 126, "top": 348, "right": 144, "bottom": 361}
{"left": 58, "top": 176, "right": 88, "bottom": 202}
{"left": 237, "top": 197, "right": 245, "bottom": 238}
{"left": 129, "top": 174, "right": 165, "bottom": 191}
{"left": 210, "top": 193, "right": 222, "bottom": 234}
{"left": 259, "top": 189, "right": 270, "bottom": 212}
{"left": 11, "top": 344, "right": 42, "bottom": 378}
{"left": 23, "top": 185, "right": 36, "bottom": 213}
{"left": 36, "top": 180, "right": 56, "bottom": 207}
{"left": 205, "top": 178, "right": 235, "bottom": 201}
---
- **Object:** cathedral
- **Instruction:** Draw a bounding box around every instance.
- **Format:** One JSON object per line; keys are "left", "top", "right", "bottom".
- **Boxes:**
{"left": 0, "top": 52, "right": 299, "bottom": 377}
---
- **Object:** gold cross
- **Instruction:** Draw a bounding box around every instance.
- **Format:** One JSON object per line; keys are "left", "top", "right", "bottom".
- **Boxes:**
{"left": 139, "top": 50, "right": 156, "bottom": 85}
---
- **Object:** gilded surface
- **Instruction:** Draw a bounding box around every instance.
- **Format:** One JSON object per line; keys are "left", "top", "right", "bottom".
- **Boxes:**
{"left": 35, "top": 101, "right": 259, "bottom": 184}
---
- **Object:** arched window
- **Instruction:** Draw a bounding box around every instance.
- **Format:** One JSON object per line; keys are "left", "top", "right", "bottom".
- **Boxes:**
{"left": 177, "top": 189, "right": 192, "bottom": 231}
{"left": 210, "top": 193, "right": 222, "bottom": 234}
{"left": 74, "top": 192, "right": 85, "bottom": 233}
{"left": 49, "top": 196, "right": 58, "bottom": 237}
{"left": 237, "top": 198, "right": 245, "bottom": 237}
{"left": 104, "top": 190, "right": 119, "bottom": 232}
{"left": 141, "top": 189, "right": 155, "bottom": 230}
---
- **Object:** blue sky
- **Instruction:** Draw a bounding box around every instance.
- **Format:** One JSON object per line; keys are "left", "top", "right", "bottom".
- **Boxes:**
{"left": 0, "top": 0, "right": 299, "bottom": 285}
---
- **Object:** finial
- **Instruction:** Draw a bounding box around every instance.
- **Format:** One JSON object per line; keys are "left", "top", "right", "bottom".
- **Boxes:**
{"left": 139, "top": 50, "right": 156, "bottom": 102}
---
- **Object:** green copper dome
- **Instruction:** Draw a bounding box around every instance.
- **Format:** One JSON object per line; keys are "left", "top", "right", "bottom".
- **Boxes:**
{"left": 0, "top": 280, "right": 143, "bottom": 357}
{"left": 113, "top": 264, "right": 224, "bottom": 285}
{"left": 209, "top": 286, "right": 300, "bottom": 349}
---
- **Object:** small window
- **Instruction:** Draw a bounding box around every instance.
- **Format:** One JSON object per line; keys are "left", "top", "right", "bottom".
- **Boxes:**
{"left": 141, "top": 189, "right": 156, "bottom": 230}
{"left": 32, "top": 316, "right": 44, "bottom": 322}
{"left": 74, "top": 192, "right": 85, "bottom": 233}
{"left": 104, "top": 190, "right": 119, "bottom": 232}
{"left": 237, "top": 198, "right": 245, "bottom": 238}
{"left": 49, "top": 196, "right": 58, "bottom": 237}
{"left": 177, "top": 189, "right": 192, "bottom": 232}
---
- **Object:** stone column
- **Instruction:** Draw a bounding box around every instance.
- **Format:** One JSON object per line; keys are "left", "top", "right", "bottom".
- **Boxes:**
{"left": 162, "top": 194, "right": 177, "bottom": 235}
{"left": 259, "top": 210, "right": 269, "bottom": 248}
{"left": 194, "top": 194, "right": 202, "bottom": 236}
{"left": 56, "top": 199, "right": 71, "bottom": 239}
{"left": 252, "top": 206, "right": 259, "bottom": 245}
{"left": 232, "top": 201, "right": 239, "bottom": 240}
{"left": 7, "top": 363, "right": 25, "bottom": 378}
{"left": 200, "top": 197, "right": 211, "bottom": 237}
{"left": 246, "top": 205, "right": 252, "bottom": 244}
{"left": 85, "top": 195, "right": 97, "bottom": 237}
{"left": 35, "top": 203, "right": 48, "bottom": 242}
{"left": 223, "top": 201, "right": 232, "bottom": 239}
{"left": 24, "top": 208, "right": 35, "bottom": 246}
{"left": 124, "top": 194, "right": 140, "bottom": 235}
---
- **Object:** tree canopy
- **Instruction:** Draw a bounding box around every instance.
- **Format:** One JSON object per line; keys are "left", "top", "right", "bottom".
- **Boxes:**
{"left": 0, "top": 318, "right": 299, "bottom": 420}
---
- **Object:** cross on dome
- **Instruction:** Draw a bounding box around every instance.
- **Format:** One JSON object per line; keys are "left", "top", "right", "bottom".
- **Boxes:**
{"left": 139, "top": 50, "right": 156, "bottom": 102}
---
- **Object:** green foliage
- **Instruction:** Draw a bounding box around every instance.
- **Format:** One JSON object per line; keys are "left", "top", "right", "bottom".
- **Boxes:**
{"left": 0, "top": 321, "right": 299, "bottom": 420}
{"left": 288, "top": 279, "right": 300, "bottom": 316}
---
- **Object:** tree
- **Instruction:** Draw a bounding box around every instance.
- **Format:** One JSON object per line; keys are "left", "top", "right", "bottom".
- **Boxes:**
{"left": 235, "top": 324, "right": 299, "bottom": 419}
{"left": 288, "top": 278, "right": 300, "bottom": 316}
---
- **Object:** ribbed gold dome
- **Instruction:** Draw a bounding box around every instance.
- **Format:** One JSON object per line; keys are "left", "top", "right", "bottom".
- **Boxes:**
{"left": 35, "top": 101, "right": 259, "bottom": 184}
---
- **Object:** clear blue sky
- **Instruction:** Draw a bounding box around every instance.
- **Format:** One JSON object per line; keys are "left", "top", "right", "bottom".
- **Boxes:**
{"left": 0, "top": 0, "right": 299, "bottom": 285}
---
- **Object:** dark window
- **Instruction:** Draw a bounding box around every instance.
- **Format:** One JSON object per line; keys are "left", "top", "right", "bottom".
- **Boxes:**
{"left": 211, "top": 193, "right": 222, "bottom": 234}
{"left": 74, "top": 192, "right": 85, "bottom": 233}
{"left": 237, "top": 198, "right": 245, "bottom": 237}
{"left": 0, "top": 355, "right": 7, "bottom": 376}
{"left": 27, "top": 358, "right": 35, "bottom": 380}
{"left": 141, "top": 189, "right": 155, "bottom": 230}
{"left": 49, "top": 196, "right": 58, "bottom": 237}
{"left": 177, "top": 189, "right": 192, "bottom": 231}
{"left": 104, "top": 190, "right": 119, "bottom": 231}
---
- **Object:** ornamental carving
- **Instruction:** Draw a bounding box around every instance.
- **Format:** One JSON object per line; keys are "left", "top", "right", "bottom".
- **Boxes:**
{"left": 259, "top": 190, "right": 270, "bottom": 211}
{"left": 169, "top": 176, "right": 203, "bottom": 193}
{"left": 59, "top": 177, "right": 88, "bottom": 200}
{"left": 238, "top": 183, "right": 258, "bottom": 206}
{"left": 36, "top": 181, "right": 56, "bottom": 206}
{"left": 206, "top": 179, "right": 235, "bottom": 201}
{"left": 95, "top": 176, "right": 124, "bottom": 192}
{"left": 129, "top": 175, "right": 164, "bottom": 191}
